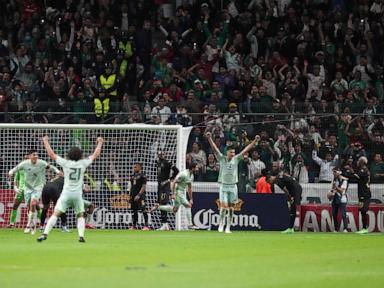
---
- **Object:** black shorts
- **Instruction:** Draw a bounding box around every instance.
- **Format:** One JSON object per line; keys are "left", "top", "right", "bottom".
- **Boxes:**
{"left": 158, "top": 182, "right": 171, "bottom": 204}
{"left": 130, "top": 194, "right": 146, "bottom": 211}
{"left": 359, "top": 198, "right": 370, "bottom": 212}
{"left": 289, "top": 187, "right": 302, "bottom": 206}
{"left": 41, "top": 187, "right": 61, "bottom": 207}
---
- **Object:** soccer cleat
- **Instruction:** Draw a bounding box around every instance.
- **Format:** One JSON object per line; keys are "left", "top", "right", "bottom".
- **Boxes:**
{"left": 356, "top": 229, "right": 368, "bottom": 234}
{"left": 37, "top": 234, "right": 47, "bottom": 242}
{"left": 61, "top": 226, "right": 71, "bottom": 233}
{"left": 39, "top": 226, "right": 45, "bottom": 233}
{"left": 7, "top": 223, "right": 15, "bottom": 228}
{"left": 157, "top": 223, "right": 170, "bottom": 231}
{"left": 85, "top": 223, "right": 96, "bottom": 229}
{"left": 343, "top": 229, "right": 348, "bottom": 233}
{"left": 142, "top": 226, "right": 150, "bottom": 231}
{"left": 188, "top": 225, "right": 199, "bottom": 230}
{"left": 24, "top": 227, "right": 31, "bottom": 234}
{"left": 79, "top": 237, "right": 86, "bottom": 243}
{"left": 129, "top": 226, "right": 137, "bottom": 230}
{"left": 225, "top": 227, "right": 232, "bottom": 234}
{"left": 281, "top": 228, "right": 294, "bottom": 234}
{"left": 149, "top": 203, "right": 159, "bottom": 212}
{"left": 218, "top": 223, "right": 224, "bottom": 233}
{"left": 31, "top": 226, "right": 36, "bottom": 235}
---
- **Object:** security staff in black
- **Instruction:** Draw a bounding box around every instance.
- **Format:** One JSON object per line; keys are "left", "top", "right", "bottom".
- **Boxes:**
{"left": 156, "top": 152, "right": 179, "bottom": 230}
{"left": 128, "top": 163, "right": 149, "bottom": 230}
{"left": 353, "top": 157, "right": 371, "bottom": 234}
{"left": 329, "top": 168, "right": 349, "bottom": 232}
{"left": 267, "top": 172, "right": 302, "bottom": 233}
{"left": 40, "top": 176, "right": 68, "bottom": 231}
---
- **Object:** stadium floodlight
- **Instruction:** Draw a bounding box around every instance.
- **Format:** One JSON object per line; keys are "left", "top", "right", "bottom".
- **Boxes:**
{"left": 0, "top": 123, "right": 192, "bottom": 231}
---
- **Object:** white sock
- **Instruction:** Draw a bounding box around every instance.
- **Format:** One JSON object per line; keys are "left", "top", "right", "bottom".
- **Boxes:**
{"left": 44, "top": 215, "right": 58, "bottom": 235}
{"left": 185, "top": 207, "right": 192, "bottom": 226}
{"left": 77, "top": 217, "right": 85, "bottom": 238}
{"left": 32, "top": 211, "right": 37, "bottom": 227}
{"left": 159, "top": 205, "right": 174, "bottom": 212}
{"left": 219, "top": 208, "right": 227, "bottom": 226}
{"left": 27, "top": 211, "right": 33, "bottom": 227}
{"left": 226, "top": 209, "right": 234, "bottom": 229}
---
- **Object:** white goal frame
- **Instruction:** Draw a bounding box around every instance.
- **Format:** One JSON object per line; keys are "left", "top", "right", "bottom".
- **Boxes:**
{"left": 0, "top": 123, "right": 192, "bottom": 230}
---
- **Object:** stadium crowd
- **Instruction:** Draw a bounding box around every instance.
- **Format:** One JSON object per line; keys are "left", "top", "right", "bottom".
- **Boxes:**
{"left": 0, "top": 0, "right": 384, "bottom": 187}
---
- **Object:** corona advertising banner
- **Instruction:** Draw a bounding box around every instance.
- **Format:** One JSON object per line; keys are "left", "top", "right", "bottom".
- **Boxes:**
{"left": 192, "top": 193, "right": 290, "bottom": 231}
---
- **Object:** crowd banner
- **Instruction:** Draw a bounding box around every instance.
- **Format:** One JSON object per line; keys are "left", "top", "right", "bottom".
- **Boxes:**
{"left": 300, "top": 204, "right": 384, "bottom": 232}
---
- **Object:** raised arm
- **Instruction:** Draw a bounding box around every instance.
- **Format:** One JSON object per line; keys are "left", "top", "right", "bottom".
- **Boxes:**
{"left": 43, "top": 136, "right": 57, "bottom": 161}
{"left": 206, "top": 132, "right": 220, "bottom": 155}
{"left": 90, "top": 137, "right": 104, "bottom": 161}
{"left": 239, "top": 136, "right": 258, "bottom": 156}
{"left": 312, "top": 150, "right": 323, "bottom": 166}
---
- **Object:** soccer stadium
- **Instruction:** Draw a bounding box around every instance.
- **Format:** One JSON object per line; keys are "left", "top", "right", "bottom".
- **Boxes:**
{"left": 0, "top": 1, "right": 383, "bottom": 288}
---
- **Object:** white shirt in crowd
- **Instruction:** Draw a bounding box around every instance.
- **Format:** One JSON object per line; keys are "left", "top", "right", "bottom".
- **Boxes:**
{"left": 151, "top": 105, "right": 172, "bottom": 124}
{"left": 312, "top": 151, "right": 339, "bottom": 182}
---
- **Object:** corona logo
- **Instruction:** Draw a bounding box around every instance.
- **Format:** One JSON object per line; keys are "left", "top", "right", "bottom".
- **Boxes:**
{"left": 110, "top": 194, "right": 131, "bottom": 209}
{"left": 215, "top": 198, "right": 244, "bottom": 212}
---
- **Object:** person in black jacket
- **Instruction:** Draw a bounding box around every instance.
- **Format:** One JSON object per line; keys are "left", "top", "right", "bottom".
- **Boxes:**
{"left": 353, "top": 157, "right": 371, "bottom": 234}
{"left": 267, "top": 172, "right": 302, "bottom": 234}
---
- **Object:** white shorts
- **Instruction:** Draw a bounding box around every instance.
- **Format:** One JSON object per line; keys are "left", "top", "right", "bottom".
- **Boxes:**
{"left": 55, "top": 193, "right": 85, "bottom": 215}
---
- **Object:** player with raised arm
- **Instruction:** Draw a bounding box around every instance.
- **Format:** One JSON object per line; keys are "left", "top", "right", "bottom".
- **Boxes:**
{"left": 206, "top": 132, "right": 258, "bottom": 233}
{"left": 151, "top": 162, "right": 198, "bottom": 229}
{"left": 37, "top": 136, "right": 103, "bottom": 243}
{"left": 155, "top": 151, "right": 179, "bottom": 231}
{"left": 9, "top": 150, "right": 61, "bottom": 234}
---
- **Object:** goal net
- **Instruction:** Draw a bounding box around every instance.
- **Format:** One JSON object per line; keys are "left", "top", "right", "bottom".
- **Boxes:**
{"left": 0, "top": 123, "right": 192, "bottom": 230}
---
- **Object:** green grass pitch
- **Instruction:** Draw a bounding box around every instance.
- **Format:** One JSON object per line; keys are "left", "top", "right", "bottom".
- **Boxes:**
{"left": 0, "top": 229, "right": 383, "bottom": 288}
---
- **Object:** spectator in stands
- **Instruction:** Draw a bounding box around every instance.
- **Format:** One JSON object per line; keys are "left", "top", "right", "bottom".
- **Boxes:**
{"left": 151, "top": 97, "right": 171, "bottom": 124}
{"left": 370, "top": 153, "right": 384, "bottom": 183}
{"left": 189, "top": 142, "right": 206, "bottom": 181}
{"left": 0, "top": 0, "right": 384, "bottom": 188}
{"left": 312, "top": 150, "right": 339, "bottom": 183}
{"left": 204, "top": 153, "right": 219, "bottom": 182}
{"left": 246, "top": 150, "right": 266, "bottom": 184}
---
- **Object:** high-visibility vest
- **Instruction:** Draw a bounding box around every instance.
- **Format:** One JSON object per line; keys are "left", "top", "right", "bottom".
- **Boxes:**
{"left": 100, "top": 74, "right": 117, "bottom": 96}
{"left": 94, "top": 98, "right": 110, "bottom": 118}
{"left": 118, "top": 41, "right": 133, "bottom": 58}
{"left": 119, "top": 59, "right": 128, "bottom": 78}
{"left": 104, "top": 178, "right": 121, "bottom": 192}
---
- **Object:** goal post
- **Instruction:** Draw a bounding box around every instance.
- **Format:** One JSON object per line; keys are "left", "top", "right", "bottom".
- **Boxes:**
{"left": 0, "top": 123, "right": 192, "bottom": 230}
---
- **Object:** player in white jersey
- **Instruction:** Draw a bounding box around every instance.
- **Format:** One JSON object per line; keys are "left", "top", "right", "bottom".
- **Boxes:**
{"left": 206, "top": 132, "right": 258, "bottom": 233}
{"left": 37, "top": 136, "right": 103, "bottom": 243}
{"left": 9, "top": 149, "right": 61, "bottom": 235}
{"left": 151, "top": 163, "right": 198, "bottom": 229}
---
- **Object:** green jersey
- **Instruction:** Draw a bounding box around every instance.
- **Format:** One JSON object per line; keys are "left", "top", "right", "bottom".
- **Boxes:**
{"left": 175, "top": 169, "right": 194, "bottom": 192}
{"left": 216, "top": 152, "right": 243, "bottom": 184}
{"left": 14, "top": 170, "right": 26, "bottom": 191}
{"left": 9, "top": 159, "right": 50, "bottom": 192}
